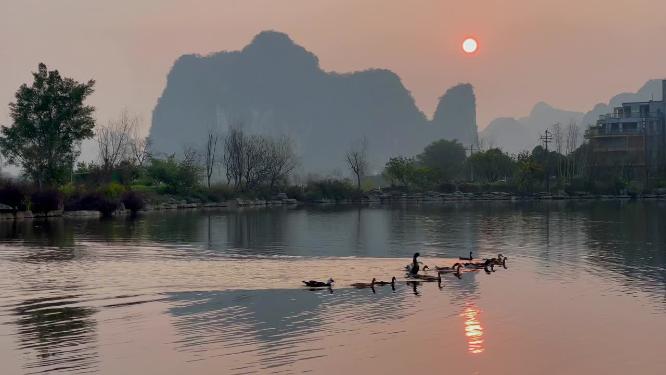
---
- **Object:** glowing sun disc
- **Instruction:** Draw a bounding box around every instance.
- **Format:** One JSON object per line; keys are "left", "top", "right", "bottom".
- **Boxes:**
{"left": 462, "top": 38, "right": 478, "bottom": 54}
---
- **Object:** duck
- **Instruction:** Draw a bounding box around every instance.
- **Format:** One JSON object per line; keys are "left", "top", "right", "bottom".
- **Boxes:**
{"left": 374, "top": 277, "right": 397, "bottom": 286}
{"left": 435, "top": 262, "right": 463, "bottom": 274}
{"left": 414, "top": 272, "right": 442, "bottom": 283}
{"left": 350, "top": 278, "right": 376, "bottom": 288}
{"left": 464, "top": 259, "right": 494, "bottom": 272}
{"left": 405, "top": 252, "right": 423, "bottom": 275}
{"left": 485, "top": 254, "right": 507, "bottom": 266}
{"left": 302, "top": 278, "right": 334, "bottom": 288}
{"left": 459, "top": 251, "right": 474, "bottom": 261}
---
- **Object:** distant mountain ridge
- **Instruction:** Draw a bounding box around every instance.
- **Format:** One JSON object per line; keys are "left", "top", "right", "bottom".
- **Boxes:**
{"left": 150, "top": 31, "right": 479, "bottom": 173}
{"left": 481, "top": 80, "right": 666, "bottom": 154}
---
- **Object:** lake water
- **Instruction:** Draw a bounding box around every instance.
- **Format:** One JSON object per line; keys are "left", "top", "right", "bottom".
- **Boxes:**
{"left": 1, "top": 201, "right": 665, "bottom": 374}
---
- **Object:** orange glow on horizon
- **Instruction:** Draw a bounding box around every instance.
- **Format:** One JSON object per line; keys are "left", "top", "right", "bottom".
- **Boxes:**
{"left": 462, "top": 304, "right": 485, "bottom": 354}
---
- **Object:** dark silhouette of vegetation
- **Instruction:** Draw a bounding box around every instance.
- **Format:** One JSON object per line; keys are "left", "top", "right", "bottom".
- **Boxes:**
{"left": 0, "top": 182, "right": 28, "bottom": 211}
{"left": 121, "top": 191, "right": 145, "bottom": 213}
{"left": 0, "top": 63, "right": 95, "bottom": 188}
{"left": 64, "top": 192, "right": 118, "bottom": 216}
{"left": 222, "top": 126, "right": 298, "bottom": 192}
{"left": 30, "top": 190, "right": 62, "bottom": 214}
{"left": 416, "top": 139, "right": 467, "bottom": 183}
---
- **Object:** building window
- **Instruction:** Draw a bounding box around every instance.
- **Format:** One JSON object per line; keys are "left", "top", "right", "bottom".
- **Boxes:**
{"left": 623, "top": 106, "right": 632, "bottom": 117}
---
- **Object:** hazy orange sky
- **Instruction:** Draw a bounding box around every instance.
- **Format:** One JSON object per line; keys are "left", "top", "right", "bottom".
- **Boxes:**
{"left": 2, "top": 0, "right": 666, "bottom": 135}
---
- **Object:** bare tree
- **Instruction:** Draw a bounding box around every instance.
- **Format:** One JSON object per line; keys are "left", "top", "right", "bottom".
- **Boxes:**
{"left": 265, "top": 135, "right": 298, "bottom": 191}
{"left": 345, "top": 137, "right": 369, "bottom": 191}
{"left": 204, "top": 129, "right": 219, "bottom": 188}
{"left": 97, "top": 111, "right": 137, "bottom": 172}
{"left": 222, "top": 126, "right": 247, "bottom": 190}
{"left": 129, "top": 121, "right": 151, "bottom": 168}
{"left": 182, "top": 146, "right": 201, "bottom": 171}
{"left": 565, "top": 121, "right": 581, "bottom": 181}
{"left": 222, "top": 124, "right": 300, "bottom": 192}
{"left": 242, "top": 134, "right": 269, "bottom": 191}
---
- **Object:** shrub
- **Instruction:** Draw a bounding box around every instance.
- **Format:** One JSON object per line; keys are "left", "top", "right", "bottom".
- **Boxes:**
{"left": 64, "top": 192, "right": 119, "bottom": 216}
{"left": 0, "top": 182, "right": 28, "bottom": 210}
{"left": 437, "top": 182, "right": 457, "bottom": 193}
{"left": 457, "top": 183, "right": 480, "bottom": 193}
{"left": 101, "top": 182, "right": 126, "bottom": 199}
{"left": 30, "top": 190, "right": 62, "bottom": 213}
{"left": 304, "top": 179, "right": 356, "bottom": 201}
{"left": 204, "top": 184, "right": 236, "bottom": 202}
{"left": 284, "top": 185, "right": 305, "bottom": 201}
{"left": 121, "top": 191, "right": 145, "bottom": 212}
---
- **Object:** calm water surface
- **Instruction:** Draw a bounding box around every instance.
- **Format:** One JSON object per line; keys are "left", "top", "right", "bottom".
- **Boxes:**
{"left": 1, "top": 201, "right": 665, "bottom": 374}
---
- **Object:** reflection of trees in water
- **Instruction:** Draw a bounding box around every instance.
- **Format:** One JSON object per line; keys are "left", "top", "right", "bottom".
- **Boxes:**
{"left": 224, "top": 208, "right": 289, "bottom": 253}
{"left": 167, "top": 287, "right": 412, "bottom": 371}
{"left": 0, "top": 219, "right": 74, "bottom": 249}
{"left": 583, "top": 201, "right": 666, "bottom": 304}
{"left": 14, "top": 295, "right": 98, "bottom": 374}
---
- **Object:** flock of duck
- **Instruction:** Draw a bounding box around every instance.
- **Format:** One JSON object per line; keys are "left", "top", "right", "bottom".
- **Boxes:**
{"left": 302, "top": 252, "right": 508, "bottom": 291}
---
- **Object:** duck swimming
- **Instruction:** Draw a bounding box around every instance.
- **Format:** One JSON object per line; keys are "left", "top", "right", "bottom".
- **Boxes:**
{"left": 302, "top": 278, "right": 334, "bottom": 288}
{"left": 414, "top": 272, "right": 442, "bottom": 283}
{"left": 435, "top": 262, "right": 463, "bottom": 274}
{"left": 350, "top": 278, "right": 376, "bottom": 288}
{"left": 485, "top": 254, "right": 507, "bottom": 266}
{"left": 405, "top": 252, "right": 423, "bottom": 275}
{"left": 374, "top": 277, "right": 397, "bottom": 286}
{"left": 459, "top": 251, "right": 474, "bottom": 261}
{"left": 464, "top": 259, "right": 494, "bottom": 272}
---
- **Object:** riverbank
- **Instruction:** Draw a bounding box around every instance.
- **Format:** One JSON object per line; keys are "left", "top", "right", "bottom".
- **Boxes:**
{"left": 2, "top": 190, "right": 666, "bottom": 221}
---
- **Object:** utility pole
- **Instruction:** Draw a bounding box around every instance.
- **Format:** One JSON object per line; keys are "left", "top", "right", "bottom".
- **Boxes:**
{"left": 540, "top": 129, "right": 553, "bottom": 193}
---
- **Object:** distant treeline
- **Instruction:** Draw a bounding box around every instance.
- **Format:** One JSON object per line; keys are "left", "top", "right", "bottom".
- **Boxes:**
{"left": 2, "top": 64, "right": 666, "bottom": 216}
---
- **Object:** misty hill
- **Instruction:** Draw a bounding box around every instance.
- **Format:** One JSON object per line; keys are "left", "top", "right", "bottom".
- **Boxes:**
{"left": 433, "top": 84, "right": 479, "bottom": 150}
{"left": 480, "top": 102, "right": 584, "bottom": 154}
{"left": 150, "top": 31, "right": 479, "bottom": 173}
{"left": 480, "top": 79, "right": 665, "bottom": 154}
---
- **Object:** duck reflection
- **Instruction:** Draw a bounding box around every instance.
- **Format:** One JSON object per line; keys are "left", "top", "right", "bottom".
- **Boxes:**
{"left": 166, "top": 287, "right": 411, "bottom": 371}
{"left": 461, "top": 304, "right": 485, "bottom": 354}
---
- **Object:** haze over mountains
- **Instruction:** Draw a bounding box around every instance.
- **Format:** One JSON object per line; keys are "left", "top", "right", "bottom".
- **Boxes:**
{"left": 150, "top": 31, "right": 478, "bottom": 173}
{"left": 150, "top": 30, "right": 664, "bottom": 172}
{"left": 480, "top": 79, "right": 666, "bottom": 154}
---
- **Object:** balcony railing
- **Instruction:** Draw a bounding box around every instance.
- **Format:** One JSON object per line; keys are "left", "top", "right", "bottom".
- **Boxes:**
{"left": 598, "top": 112, "right": 660, "bottom": 121}
{"left": 585, "top": 127, "right": 644, "bottom": 137}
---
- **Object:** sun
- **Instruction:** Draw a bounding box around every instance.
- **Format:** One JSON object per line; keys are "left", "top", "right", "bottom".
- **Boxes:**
{"left": 462, "top": 37, "right": 478, "bottom": 54}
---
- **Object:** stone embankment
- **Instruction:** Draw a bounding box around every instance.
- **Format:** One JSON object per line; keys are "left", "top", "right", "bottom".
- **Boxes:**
{"left": 0, "top": 197, "right": 301, "bottom": 221}
{"left": 2, "top": 190, "right": 665, "bottom": 221}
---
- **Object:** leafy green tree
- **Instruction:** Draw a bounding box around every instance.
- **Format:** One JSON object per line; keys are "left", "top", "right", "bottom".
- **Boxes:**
{"left": 147, "top": 152, "right": 202, "bottom": 194}
{"left": 515, "top": 150, "right": 544, "bottom": 193}
{"left": 416, "top": 139, "right": 466, "bottom": 182}
{"left": 467, "top": 148, "right": 516, "bottom": 182}
{"left": 383, "top": 156, "right": 416, "bottom": 186}
{"left": 0, "top": 63, "right": 95, "bottom": 187}
{"left": 408, "top": 166, "right": 439, "bottom": 190}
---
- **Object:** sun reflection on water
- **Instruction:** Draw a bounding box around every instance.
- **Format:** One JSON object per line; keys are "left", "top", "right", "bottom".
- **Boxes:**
{"left": 462, "top": 304, "right": 485, "bottom": 354}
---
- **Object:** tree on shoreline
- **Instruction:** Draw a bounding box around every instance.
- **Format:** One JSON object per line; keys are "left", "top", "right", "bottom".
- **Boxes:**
{"left": 0, "top": 63, "right": 95, "bottom": 188}
{"left": 383, "top": 156, "right": 415, "bottom": 187}
{"left": 97, "top": 110, "right": 137, "bottom": 175}
{"left": 345, "top": 137, "right": 368, "bottom": 191}
{"left": 203, "top": 129, "right": 219, "bottom": 188}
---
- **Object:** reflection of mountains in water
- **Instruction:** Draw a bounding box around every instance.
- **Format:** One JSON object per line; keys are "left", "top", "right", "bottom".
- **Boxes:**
{"left": 166, "top": 287, "right": 414, "bottom": 371}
